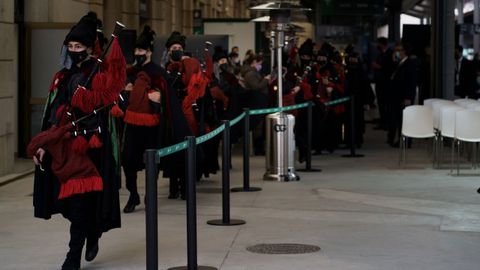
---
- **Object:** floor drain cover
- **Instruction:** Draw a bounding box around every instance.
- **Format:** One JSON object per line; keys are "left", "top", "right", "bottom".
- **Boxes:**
{"left": 197, "top": 187, "right": 223, "bottom": 193}
{"left": 246, "top": 243, "right": 320, "bottom": 254}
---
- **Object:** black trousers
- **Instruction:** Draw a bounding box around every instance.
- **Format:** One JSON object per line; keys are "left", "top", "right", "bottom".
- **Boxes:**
{"left": 122, "top": 125, "right": 159, "bottom": 195}
{"left": 63, "top": 193, "right": 101, "bottom": 266}
{"left": 375, "top": 81, "right": 388, "bottom": 127}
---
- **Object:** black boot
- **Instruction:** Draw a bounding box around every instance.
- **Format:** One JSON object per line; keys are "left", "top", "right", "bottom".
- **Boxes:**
{"left": 168, "top": 178, "right": 179, "bottom": 199}
{"left": 62, "top": 223, "right": 85, "bottom": 270}
{"left": 123, "top": 193, "right": 140, "bottom": 213}
{"left": 85, "top": 232, "right": 101, "bottom": 262}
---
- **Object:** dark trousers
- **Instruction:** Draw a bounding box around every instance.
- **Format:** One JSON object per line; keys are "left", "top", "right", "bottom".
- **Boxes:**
{"left": 63, "top": 193, "right": 101, "bottom": 267}
{"left": 123, "top": 166, "right": 138, "bottom": 195}
{"left": 345, "top": 101, "right": 365, "bottom": 146}
{"left": 375, "top": 82, "right": 388, "bottom": 127}
{"left": 122, "top": 125, "right": 159, "bottom": 196}
{"left": 387, "top": 99, "right": 412, "bottom": 144}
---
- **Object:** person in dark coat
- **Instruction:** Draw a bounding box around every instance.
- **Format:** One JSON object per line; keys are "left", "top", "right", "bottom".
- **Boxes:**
{"left": 387, "top": 42, "right": 418, "bottom": 147}
{"left": 116, "top": 26, "right": 164, "bottom": 213}
{"left": 240, "top": 53, "right": 271, "bottom": 155}
{"left": 28, "top": 12, "right": 125, "bottom": 270}
{"left": 344, "top": 51, "right": 375, "bottom": 147}
{"left": 286, "top": 39, "right": 314, "bottom": 162}
{"left": 164, "top": 31, "right": 219, "bottom": 198}
{"left": 313, "top": 48, "right": 344, "bottom": 153}
{"left": 372, "top": 37, "right": 395, "bottom": 130}
{"left": 455, "top": 45, "right": 476, "bottom": 98}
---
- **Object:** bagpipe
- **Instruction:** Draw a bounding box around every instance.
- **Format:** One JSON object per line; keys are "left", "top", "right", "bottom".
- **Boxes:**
{"left": 29, "top": 21, "right": 127, "bottom": 161}
{"left": 71, "top": 21, "right": 126, "bottom": 126}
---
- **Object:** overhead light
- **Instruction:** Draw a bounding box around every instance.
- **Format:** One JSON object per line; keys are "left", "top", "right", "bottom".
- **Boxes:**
{"left": 250, "top": 16, "right": 271, "bottom": 22}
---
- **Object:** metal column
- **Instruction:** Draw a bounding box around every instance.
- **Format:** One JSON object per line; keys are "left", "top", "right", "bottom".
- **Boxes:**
{"left": 431, "top": 0, "right": 456, "bottom": 99}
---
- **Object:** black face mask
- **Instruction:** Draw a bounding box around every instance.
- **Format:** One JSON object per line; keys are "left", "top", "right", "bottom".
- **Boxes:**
{"left": 68, "top": 50, "right": 88, "bottom": 64}
{"left": 219, "top": 63, "right": 229, "bottom": 72}
{"left": 135, "top": 54, "right": 147, "bottom": 66}
{"left": 171, "top": 50, "right": 184, "bottom": 62}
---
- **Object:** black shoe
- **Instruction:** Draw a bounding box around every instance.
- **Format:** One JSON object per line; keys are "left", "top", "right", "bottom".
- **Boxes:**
{"left": 61, "top": 264, "right": 79, "bottom": 270}
{"left": 85, "top": 236, "right": 99, "bottom": 262}
{"left": 61, "top": 257, "right": 80, "bottom": 270}
{"left": 123, "top": 193, "right": 140, "bottom": 213}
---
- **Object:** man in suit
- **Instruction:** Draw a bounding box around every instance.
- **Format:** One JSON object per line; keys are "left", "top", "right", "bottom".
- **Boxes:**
{"left": 455, "top": 45, "right": 476, "bottom": 98}
{"left": 388, "top": 42, "right": 418, "bottom": 147}
{"left": 372, "top": 37, "right": 395, "bottom": 130}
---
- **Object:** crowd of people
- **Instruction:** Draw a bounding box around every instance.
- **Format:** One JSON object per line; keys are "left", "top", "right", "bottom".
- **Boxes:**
{"left": 27, "top": 11, "right": 430, "bottom": 270}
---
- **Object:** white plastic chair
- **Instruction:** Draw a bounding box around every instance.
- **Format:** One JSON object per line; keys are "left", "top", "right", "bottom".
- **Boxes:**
{"left": 432, "top": 101, "right": 455, "bottom": 131}
{"left": 455, "top": 98, "right": 477, "bottom": 108}
{"left": 424, "top": 98, "right": 443, "bottom": 108}
{"left": 399, "top": 105, "right": 436, "bottom": 166}
{"left": 438, "top": 106, "right": 464, "bottom": 168}
{"left": 466, "top": 102, "right": 480, "bottom": 111}
{"left": 453, "top": 110, "right": 480, "bottom": 175}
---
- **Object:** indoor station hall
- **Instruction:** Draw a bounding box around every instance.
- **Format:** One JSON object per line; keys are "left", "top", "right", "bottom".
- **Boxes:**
{"left": 1, "top": 1, "right": 480, "bottom": 270}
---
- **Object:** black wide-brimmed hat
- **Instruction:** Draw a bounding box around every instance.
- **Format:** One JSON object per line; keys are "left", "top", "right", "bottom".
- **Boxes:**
{"left": 135, "top": 25, "right": 156, "bottom": 51}
{"left": 64, "top": 12, "right": 98, "bottom": 48}
{"left": 165, "top": 31, "right": 186, "bottom": 50}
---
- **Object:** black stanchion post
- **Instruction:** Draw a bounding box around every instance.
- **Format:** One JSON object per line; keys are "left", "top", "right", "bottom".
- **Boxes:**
{"left": 231, "top": 108, "right": 262, "bottom": 192}
{"left": 168, "top": 137, "right": 217, "bottom": 270}
{"left": 208, "top": 121, "right": 246, "bottom": 226}
{"left": 145, "top": 149, "right": 158, "bottom": 270}
{"left": 186, "top": 136, "right": 197, "bottom": 269}
{"left": 342, "top": 96, "right": 364, "bottom": 158}
{"left": 306, "top": 102, "right": 313, "bottom": 170}
{"left": 298, "top": 102, "right": 321, "bottom": 172}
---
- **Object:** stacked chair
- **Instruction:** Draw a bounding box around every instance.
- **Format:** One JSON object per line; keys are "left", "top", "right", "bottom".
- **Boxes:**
{"left": 402, "top": 98, "right": 480, "bottom": 175}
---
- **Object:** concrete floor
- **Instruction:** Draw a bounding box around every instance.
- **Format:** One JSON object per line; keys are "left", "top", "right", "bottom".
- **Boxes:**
{"left": 1, "top": 126, "right": 480, "bottom": 270}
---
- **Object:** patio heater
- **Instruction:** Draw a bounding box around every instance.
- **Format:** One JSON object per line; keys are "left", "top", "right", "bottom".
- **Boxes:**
{"left": 250, "top": 1, "right": 311, "bottom": 181}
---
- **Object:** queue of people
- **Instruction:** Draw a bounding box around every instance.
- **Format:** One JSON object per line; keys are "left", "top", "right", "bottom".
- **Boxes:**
{"left": 27, "top": 12, "right": 383, "bottom": 270}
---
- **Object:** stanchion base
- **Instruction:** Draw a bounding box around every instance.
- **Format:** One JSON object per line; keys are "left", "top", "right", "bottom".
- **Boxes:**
{"left": 342, "top": 154, "right": 365, "bottom": 158}
{"left": 168, "top": 266, "right": 218, "bottom": 270}
{"left": 297, "top": 168, "right": 322, "bottom": 172}
{"left": 231, "top": 187, "right": 262, "bottom": 192}
{"left": 207, "top": 219, "right": 246, "bottom": 226}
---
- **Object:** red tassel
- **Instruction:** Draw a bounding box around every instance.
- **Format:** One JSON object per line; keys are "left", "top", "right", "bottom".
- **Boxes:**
{"left": 72, "top": 136, "right": 89, "bottom": 154}
{"left": 110, "top": 103, "right": 124, "bottom": 117}
{"left": 88, "top": 134, "right": 102, "bottom": 148}
{"left": 124, "top": 110, "right": 160, "bottom": 126}
{"left": 58, "top": 176, "right": 103, "bottom": 199}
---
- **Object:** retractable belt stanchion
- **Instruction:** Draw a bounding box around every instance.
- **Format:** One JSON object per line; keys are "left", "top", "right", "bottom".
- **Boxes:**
{"left": 297, "top": 101, "right": 322, "bottom": 172}
{"left": 208, "top": 121, "right": 246, "bottom": 226}
{"left": 145, "top": 149, "right": 158, "bottom": 270}
{"left": 168, "top": 137, "right": 217, "bottom": 270}
{"left": 342, "top": 95, "right": 364, "bottom": 158}
{"left": 231, "top": 108, "right": 262, "bottom": 192}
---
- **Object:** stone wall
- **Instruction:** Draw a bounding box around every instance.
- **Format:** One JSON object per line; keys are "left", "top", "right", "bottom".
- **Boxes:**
{"left": 0, "top": 0, "right": 16, "bottom": 175}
